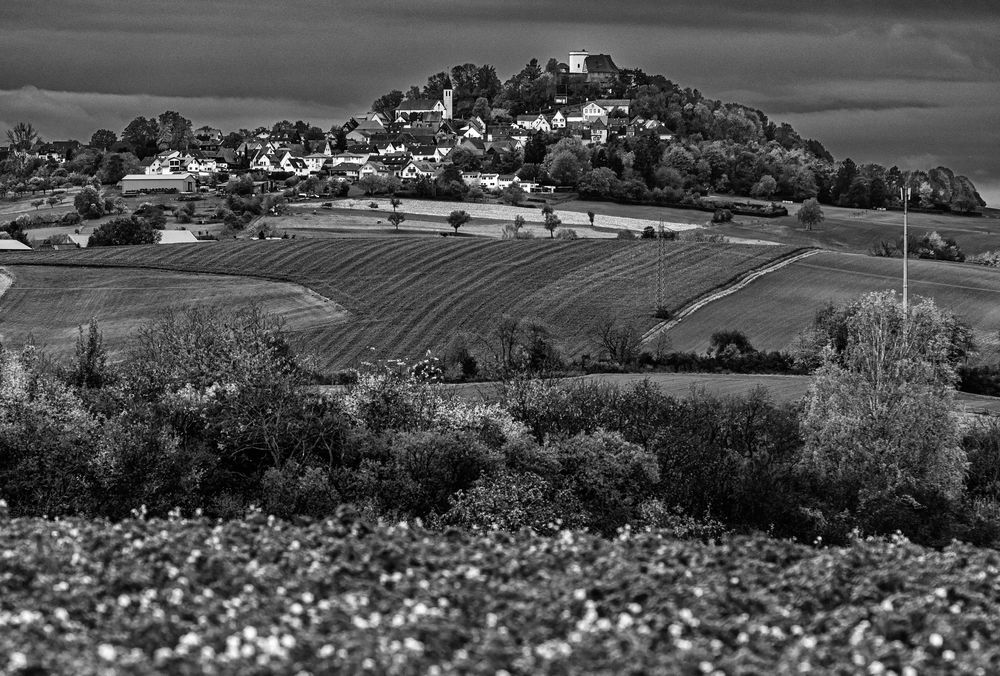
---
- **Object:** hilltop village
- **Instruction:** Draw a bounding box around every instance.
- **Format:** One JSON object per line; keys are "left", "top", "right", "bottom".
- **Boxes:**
{"left": 120, "top": 51, "right": 669, "bottom": 196}
{"left": 0, "top": 47, "right": 986, "bottom": 248}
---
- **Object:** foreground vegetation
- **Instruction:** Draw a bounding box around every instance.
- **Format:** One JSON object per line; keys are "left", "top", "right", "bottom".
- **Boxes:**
{"left": 4, "top": 289, "right": 1000, "bottom": 671}
{"left": 3, "top": 509, "right": 999, "bottom": 675}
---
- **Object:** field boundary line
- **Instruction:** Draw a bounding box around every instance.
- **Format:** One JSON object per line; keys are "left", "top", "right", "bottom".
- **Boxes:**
{"left": 640, "top": 248, "right": 820, "bottom": 344}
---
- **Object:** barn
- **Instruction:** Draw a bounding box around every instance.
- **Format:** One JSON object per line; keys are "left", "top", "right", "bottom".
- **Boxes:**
{"left": 120, "top": 173, "right": 197, "bottom": 195}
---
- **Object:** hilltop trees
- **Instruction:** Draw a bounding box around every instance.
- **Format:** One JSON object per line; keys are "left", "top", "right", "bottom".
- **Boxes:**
{"left": 371, "top": 89, "right": 404, "bottom": 116}
{"left": 6, "top": 122, "right": 39, "bottom": 151}
{"left": 90, "top": 129, "right": 117, "bottom": 151}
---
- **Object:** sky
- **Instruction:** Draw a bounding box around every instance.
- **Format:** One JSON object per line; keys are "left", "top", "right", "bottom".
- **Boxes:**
{"left": 2, "top": 0, "right": 998, "bottom": 204}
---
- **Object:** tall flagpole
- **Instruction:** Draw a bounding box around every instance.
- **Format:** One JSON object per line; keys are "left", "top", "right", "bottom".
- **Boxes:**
{"left": 901, "top": 187, "right": 910, "bottom": 312}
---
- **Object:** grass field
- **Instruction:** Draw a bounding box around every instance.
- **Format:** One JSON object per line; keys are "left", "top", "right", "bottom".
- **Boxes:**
{"left": 709, "top": 201, "right": 1000, "bottom": 255}
{"left": 558, "top": 197, "right": 1000, "bottom": 253}
{"left": 663, "top": 251, "right": 1000, "bottom": 362}
{"left": 0, "top": 239, "right": 798, "bottom": 370}
{"left": 0, "top": 265, "right": 347, "bottom": 359}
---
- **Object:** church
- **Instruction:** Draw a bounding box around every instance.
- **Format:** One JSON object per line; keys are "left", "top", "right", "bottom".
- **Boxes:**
{"left": 554, "top": 50, "right": 621, "bottom": 104}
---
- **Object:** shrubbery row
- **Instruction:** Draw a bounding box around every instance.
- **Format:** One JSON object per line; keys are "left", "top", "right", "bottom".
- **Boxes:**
{"left": 2, "top": 297, "right": 998, "bottom": 547}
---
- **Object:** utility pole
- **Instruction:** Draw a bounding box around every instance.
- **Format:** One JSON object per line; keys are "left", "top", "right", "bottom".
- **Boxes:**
{"left": 656, "top": 220, "right": 665, "bottom": 315}
{"left": 900, "top": 187, "right": 910, "bottom": 312}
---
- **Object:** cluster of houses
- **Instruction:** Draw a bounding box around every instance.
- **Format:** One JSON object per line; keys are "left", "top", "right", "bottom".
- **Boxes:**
{"left": 7, "top": 50, "right": 676, "bottom": 197}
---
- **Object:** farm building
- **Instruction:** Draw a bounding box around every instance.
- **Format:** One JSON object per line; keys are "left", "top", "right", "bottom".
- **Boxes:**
{"left": 120, "top": 173, "right": 197, "bottom": 194}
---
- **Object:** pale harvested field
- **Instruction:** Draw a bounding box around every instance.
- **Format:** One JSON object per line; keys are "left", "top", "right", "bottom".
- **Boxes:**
{"left": 334, "top": 197, "right": 701, "bottom": 233}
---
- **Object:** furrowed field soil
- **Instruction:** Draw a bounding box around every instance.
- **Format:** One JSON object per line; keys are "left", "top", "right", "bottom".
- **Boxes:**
{"left": 0, "top": 239, "right": 797, "bottom": 371}
{"left": 664, "top": 251, "right": 1000, "bottom": 362}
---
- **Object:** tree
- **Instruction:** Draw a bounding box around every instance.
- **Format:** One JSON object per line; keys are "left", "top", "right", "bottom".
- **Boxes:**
{"left": 90, "top": 129, "right": 117, "bottom": 150}
{"left": 89, "top": 215, "right": 162, "bottom": 246}
{"left": 587, "top": 211, "right": 595, "bottom": 227}
{"left": 500, "top": 183, "right": 525, "bottom": 206}
{"left": 797, "top": 198, "right": 824, "bottom": 230}
{"left": 798, "top": 291, "right": 968, "bottom": 537}
{"left": 73, "top": 186, "right": 104, "bottom": 219}
{"left": 6, "top": 122, "right": 39, "bottom": 151}
{"left": 543, "top": 212, "right": 561, "bottom": 239}
{"left": 447, "top": 209, "right": 470, "bottom": 235}
{"left": 387, "top": 212, "right": 406, "bottom": 230}
{"left": 372, "top": 90, "right": 404, "bottom": 116}
{"left": 156, "top": 111, "right": 194, "bottom": 150}
{"left": 750, "top": 175, "right": 777, "bottom": 200}
{"left": 98, "top": 152, "right": 141, "bottom": 184}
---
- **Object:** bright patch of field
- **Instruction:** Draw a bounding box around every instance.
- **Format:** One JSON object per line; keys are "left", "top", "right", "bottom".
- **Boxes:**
{"left": 332, "top": 197, "right": 701, "bottom": 234}
{"left": 664, "top": 251, "right": 1000, "bottom": 363}
{"left": 0, "top": 239, "right": 798, "bottom": 371}
{"left": 0, "top": 265, "right": 348, "bottom": 359}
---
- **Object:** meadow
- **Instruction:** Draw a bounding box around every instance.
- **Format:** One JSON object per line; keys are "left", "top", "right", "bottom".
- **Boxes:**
{"left": 0, "top": 239, "right": 798, "bottom": 371}
{"left": 662, "top": 251, "right": 1000, "bottom": 363}
{"left": 0, "top": 265, "right": 346, "bottom": 359}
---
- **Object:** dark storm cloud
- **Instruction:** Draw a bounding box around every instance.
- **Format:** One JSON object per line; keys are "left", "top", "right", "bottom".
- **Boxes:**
{"left": 1, "top": 0, "right": 998, "bottom": 202}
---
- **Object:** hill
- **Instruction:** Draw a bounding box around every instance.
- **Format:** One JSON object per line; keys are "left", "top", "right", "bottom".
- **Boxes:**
{"left": 662, "top": 251, "right": 1000, "bottom": 363}
{"left": 0, "top": 239, "right": 797, "bottom": 371}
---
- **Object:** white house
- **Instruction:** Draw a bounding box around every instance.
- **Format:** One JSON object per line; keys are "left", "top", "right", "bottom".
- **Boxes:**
{"left": 479, "top": 173, "right": 500, "bottom": 190}
{"left": 583, "top": 99, "right": 631, "bottom": 122}
{"left": 303, "top": 154, "right": 330, "bottom": 173}
{"left": 358, "top": 161, "right": 390, "bottom": 179}
{"left": 399, "top": 160, "right": 440, "bottom": 183}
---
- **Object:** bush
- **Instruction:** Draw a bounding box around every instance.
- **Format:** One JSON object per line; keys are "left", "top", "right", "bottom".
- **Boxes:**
{"left": 351, "top": 430, "right": 498, "bottom": 519}
{"left": 260, "top": 461, "right": 341, "bottom": 519}
{"left": 443, "top": 469, "right": 581, "bottom": 534}
{"left": 89, "top": 215, "right": 161, "bottom": 246}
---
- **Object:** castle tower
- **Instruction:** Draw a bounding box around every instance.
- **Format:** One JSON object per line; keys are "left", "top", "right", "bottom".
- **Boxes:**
{"left": 443, "top": 84, "right": 453, "bottom": 120}
{"left": 569, "top": 49, "right": 589, "bottom": 73}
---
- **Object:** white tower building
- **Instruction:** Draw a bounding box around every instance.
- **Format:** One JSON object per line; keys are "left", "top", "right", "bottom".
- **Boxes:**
{"left": 569, "top": 50, "right": 589, "bottom": 73}
{"left": 443, "top": 86, "right": 453, "bottom": 119}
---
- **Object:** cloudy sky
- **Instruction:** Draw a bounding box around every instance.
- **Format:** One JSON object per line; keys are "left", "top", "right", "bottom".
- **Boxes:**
{"left": 2, "top": 0, "right": 998, "bottom": 203}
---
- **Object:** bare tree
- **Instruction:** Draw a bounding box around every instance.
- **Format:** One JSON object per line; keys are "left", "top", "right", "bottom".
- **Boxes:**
{"left": 597, "top": 319, "right": 642, "bottom": 366}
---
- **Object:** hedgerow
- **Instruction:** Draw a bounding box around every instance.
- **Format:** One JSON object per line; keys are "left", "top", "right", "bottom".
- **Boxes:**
{"left": 2, "top": 509, "right": 999, "bottom": 674}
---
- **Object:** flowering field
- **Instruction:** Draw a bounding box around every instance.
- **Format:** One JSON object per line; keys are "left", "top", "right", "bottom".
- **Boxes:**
{"left": 2, "top": 508, "right": 998, "bottom": 674}
{"left": 0, "top": 239, "right": 797, "bottom": 369}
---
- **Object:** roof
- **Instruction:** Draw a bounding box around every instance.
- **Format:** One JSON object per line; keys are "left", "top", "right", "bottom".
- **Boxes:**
{"left": 584, "top": 54, "right": 619, "bottom": 73}
{"left": 397, "top": 99, "right": 441, "bottom": 111}
{"left": 595, "top": 99, "right": 631, "bottom": 108}
{"left": 120, "top": 173, "right": 197, "bottom": 181}
{"left": 157, "top": 230, "right": 201, "bottom": 245}
{"left": 0, "top": 239, "right": 31, "bottom": 251}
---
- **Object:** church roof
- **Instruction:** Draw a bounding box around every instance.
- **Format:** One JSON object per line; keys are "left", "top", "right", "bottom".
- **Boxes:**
{"left": 584, "top": 54, "right": 619, "bottom": 73}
